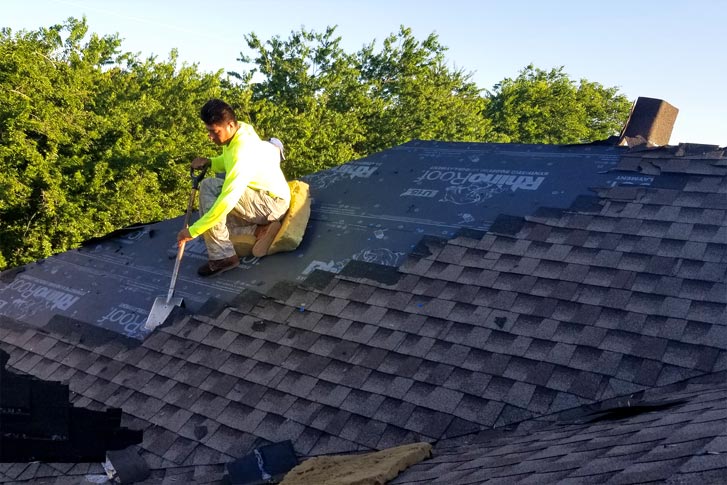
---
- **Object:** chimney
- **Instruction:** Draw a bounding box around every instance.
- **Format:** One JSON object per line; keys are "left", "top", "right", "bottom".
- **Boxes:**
{"left": 619, "top": 97, "right": 679, "bottom": 147}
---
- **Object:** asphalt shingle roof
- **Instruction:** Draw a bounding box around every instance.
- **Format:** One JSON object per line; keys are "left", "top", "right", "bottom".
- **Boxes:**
{"left": 0, "top": 140, "right": 725, "bottom": 484}
{"left": 391, "top": 371, "right": 727, "bottom": 485}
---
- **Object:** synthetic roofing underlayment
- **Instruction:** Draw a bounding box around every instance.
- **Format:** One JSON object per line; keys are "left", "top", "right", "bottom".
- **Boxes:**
{"left": 0, "top": 139, "right": 725, "bottom": 484}
{"left": 0, "top": 141, "right": 632, "bottom": 340}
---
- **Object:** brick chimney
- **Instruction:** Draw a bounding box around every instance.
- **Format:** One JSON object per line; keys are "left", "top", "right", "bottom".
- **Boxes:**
{"left": 618, "top": 97, "right": 679, "bottom": 147}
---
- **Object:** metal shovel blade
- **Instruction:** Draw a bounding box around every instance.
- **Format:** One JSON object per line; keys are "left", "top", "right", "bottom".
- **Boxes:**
{"left": 144, "top": 296, "right": 184, "bottom": 331}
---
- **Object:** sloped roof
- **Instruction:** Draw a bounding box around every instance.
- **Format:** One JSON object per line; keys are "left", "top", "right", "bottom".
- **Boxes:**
{"left": 392, "top": 371, "right": 727, "bottom": 484}
{"left": 0, "top": 141, "right": 725, "bottom": 484}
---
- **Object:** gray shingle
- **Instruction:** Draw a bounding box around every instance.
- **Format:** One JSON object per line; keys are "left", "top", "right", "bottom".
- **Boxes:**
{"left": 339, "top": 388, "right": 387, "bottom": 418}
{"left": 404, "top": 407, "right": 454, "bottom": 438}
{"left": 412, "top": 360, "right": 454, "bottom": 386}
{"left": 446, "top": 368, "right": 492, "bottom": 395}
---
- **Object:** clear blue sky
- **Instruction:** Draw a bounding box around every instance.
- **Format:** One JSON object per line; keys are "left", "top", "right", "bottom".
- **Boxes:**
{"left": 3, "top": 0, "right": 726, "bottom": 147}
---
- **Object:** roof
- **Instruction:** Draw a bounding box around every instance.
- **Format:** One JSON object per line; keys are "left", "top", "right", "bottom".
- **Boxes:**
{"left": 0, "top": 140, "right": 725, "bottom": 484}
{"left": 392, "top": 371, "right": 727, "bottom": 484}
{"left": 0, "top": 141, "right": 629, "bottom": 340}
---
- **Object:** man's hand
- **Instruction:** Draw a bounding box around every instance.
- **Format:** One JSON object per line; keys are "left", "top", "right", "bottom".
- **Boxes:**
{"left": 191, "top": 157, "right": 210, "bottom": 170}
{"left": 177, "top": 227, "right": 194, "bottom": 247}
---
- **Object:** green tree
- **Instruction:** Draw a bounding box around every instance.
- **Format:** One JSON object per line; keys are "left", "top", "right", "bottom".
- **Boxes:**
{"left": 485, "top": 64, "right": 631, "bottom": 144}
{"left": 231, "top": 26, "right": 369, "bottom": 178}
{"left": 230, "top": 26, "right": 495, "bottom": 178}
{"left": 357, "top": 26, "right": 495, "bottom": 153}
{"left": 0, "top": 19, "right": 634, "bottom": 271}
{"left": 0, "top": 17, "right": 220, "bottom": 269}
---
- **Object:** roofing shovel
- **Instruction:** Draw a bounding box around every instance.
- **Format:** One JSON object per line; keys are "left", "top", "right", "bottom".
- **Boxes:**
{"left": 144, "top": 166, "right": 207, "bottom": 331}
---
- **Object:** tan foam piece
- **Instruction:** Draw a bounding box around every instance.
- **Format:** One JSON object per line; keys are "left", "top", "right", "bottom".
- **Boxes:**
{"left": 229, "top": 180, "right": 311, "bottom": 257}
{"left": 280, "top": 442, "right": 432, "bottom": 485}
{"left": 268, "top": 180, "right": 311, "bottom": 255}
{"left": 231, "top": 234, "right": 256, "bottom": 257}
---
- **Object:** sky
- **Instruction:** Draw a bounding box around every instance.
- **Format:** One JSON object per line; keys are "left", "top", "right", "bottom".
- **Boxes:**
{"left": 3, "top": 0, "right": 726, "bottom": 147}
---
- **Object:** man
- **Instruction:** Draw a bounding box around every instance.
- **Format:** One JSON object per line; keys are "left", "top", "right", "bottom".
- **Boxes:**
{"left": 177, "top": 99, "right": 290, "bottom": 276}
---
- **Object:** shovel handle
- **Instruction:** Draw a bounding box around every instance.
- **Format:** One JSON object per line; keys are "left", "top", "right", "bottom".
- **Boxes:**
{"left": 164, "top": 165, "right": 208, "bottom": 304}
{"left": 191, "top": 166, "right": 208, "bottom": 190}
{"left": 182, "top": 166, "right": 207, "bottom": 227}
{"left": 166, "top": 240, "right": 185, "bottom": 302}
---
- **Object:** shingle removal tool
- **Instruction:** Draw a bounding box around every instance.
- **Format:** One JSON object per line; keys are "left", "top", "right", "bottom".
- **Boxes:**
{"left": 144, "top": 167, "right": 207, "bottom": 331}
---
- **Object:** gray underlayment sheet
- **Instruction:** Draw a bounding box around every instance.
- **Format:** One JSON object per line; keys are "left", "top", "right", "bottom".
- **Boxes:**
{"left": 0, "top": 141, "right": 650, "bottom": 340}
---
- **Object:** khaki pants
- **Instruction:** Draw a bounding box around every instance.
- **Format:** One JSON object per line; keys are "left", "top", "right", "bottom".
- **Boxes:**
{"left": 198, "top": 177, "right": 289, "bottom": 260}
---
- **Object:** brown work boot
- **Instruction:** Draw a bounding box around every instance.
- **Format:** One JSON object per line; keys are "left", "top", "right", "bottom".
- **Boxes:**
{"left": 252, "top": 221, "right": 282, "bottom": 258}
{"left": 197, "top": 255, "right": 240, "bottom": 277}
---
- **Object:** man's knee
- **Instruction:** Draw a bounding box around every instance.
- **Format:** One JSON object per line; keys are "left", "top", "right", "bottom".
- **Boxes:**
{"left": 199, "top": 177, "right": 223, "bottom": 213}
{"left": 199, "top": 177, "right": 223, "bottom": 193}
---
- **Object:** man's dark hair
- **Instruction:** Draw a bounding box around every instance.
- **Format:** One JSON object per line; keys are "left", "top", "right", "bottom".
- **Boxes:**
{"left": 200, "top": 99, "right": 237, "bottom": 125}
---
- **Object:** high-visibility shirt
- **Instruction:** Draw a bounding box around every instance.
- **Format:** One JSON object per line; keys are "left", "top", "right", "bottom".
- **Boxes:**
{"left": 188, "top": 123, "right": 290, "bottom": 238}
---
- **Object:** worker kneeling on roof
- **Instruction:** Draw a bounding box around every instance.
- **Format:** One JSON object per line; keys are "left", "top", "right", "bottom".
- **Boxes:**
{"left": 177, "top": 99, "right": 290, "bottom": 277}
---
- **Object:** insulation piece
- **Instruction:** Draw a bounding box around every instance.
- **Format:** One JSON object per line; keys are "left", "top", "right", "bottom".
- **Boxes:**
{"left": 280, "top": 442, "right": 432, "bottom": 485}
{"left": 268, "top": 180, "right": 311, "bottom": 255}
{"left": 229, "top": 180, "right": 311, "bottom": 257}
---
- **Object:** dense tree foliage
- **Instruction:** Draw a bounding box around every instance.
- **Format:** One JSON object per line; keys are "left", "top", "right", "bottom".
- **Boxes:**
{"left": 0, "top": 18, "right": 220, "bottom": 268}
{"left": 233, "top": 26, "right": 495, "bottom": 177}
{"left": 0, "top": 19, "right": 632, "bottom": 270}
{"left": 485, "top": 65, "right": 632, "bottom": 144}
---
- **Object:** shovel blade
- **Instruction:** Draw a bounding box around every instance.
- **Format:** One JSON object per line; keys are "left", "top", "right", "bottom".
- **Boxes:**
{"left": 144, "top": 296, "right": 184, "bottom": 331}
